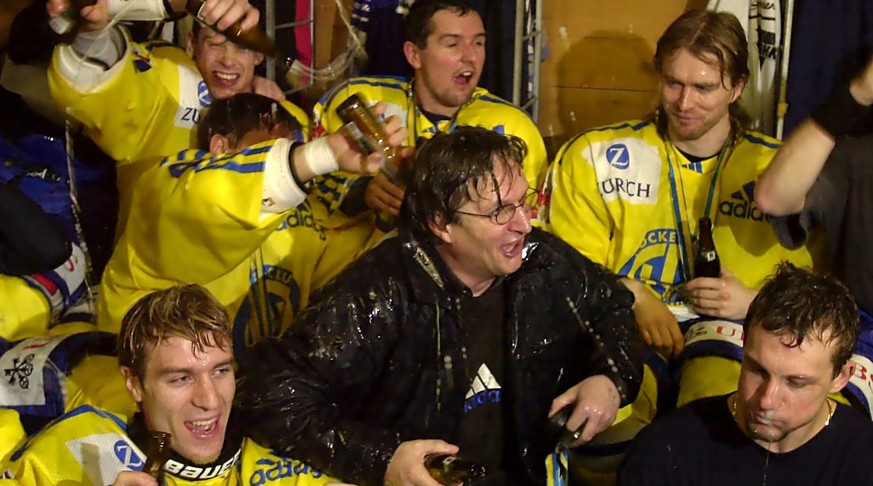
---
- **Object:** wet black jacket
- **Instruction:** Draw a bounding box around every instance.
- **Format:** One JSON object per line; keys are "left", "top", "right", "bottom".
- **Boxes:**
{"left": 237, "top": 228, "right": 643, "bottom": 485}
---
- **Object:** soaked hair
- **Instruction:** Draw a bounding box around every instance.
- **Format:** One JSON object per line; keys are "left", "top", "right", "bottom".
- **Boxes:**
{"left": 399, "top": 126, "right": 527, "bottom": 245}
{"left": 403, "top": 0, "right": 479, "bottom": 48}
{"left": 745, "top": 263, "right": 859, "bottom": 376}
{"left": 653, "top": 9, "right": 751, "bottom": 132}
{"left": 118, "top": 284, "right": 232, "bottom": 380}
{"left": 196, "top": 92, "right": 302, "bottom": 150}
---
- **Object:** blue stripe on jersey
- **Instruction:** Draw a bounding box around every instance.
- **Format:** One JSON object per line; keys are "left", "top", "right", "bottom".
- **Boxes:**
{"left": 743, "top": 133, "right": 781, "bottom": 149}
{"left": 10, "top": 405, "right": 127, "bottom": 461}
{"left": 320, "top": 76, "right": 409, "bottom": 109}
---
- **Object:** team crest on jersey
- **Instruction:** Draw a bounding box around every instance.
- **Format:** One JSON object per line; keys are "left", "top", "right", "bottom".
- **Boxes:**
{"left": 589, "top": 138, "right": 660, "bottom": 204}
{"left": 618, "top": 228, "right": 684, "bottom": 303}
{"left": 233, "top": 265, "right": 302, "bottom": 350}
{"left": 113, "top": 439, "right": 145, "bottom": 469}
{"left": 718, "top": 181, "right": 765, "bottom": 222}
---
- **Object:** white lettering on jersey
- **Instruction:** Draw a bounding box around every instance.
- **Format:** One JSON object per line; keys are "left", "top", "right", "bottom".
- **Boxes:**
{"left": 684, "top": 319, "right": 745, "bottom": 349}
{"left": 174, "top": 64, "right": 208, "bottom": 129}
{"left": 587, "top": 138, "right": 660, "bottom": 205}
{"left": 164, "top": 449, "right": 240, "bottom": 480}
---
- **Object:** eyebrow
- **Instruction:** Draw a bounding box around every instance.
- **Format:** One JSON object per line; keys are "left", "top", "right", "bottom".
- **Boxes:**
{"left": 158, "top": 358, "right": 235, "bottom": 377}
{"left": 438, "top": 33, "right": 487, "bottom": 41}
{"left": 745, "top": 356, "right": 816, "bottom": 382}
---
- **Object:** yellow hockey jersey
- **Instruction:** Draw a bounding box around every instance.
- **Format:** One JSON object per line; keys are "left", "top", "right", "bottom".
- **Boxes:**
{"left": 542, "top": 120, "right": 823, "bottom": 303}
{"left": 98, "top": 141, "right": 372, "bottom": 348}
{"left": 2, "top": 406, "right": 336, "bottom": 486}
{"left": 311, "top": 75, "right": 549, "bottom": 215}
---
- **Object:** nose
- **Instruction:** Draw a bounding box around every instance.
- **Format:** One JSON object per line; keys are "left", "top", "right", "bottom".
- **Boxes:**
{"left": 218, "top": 43, "right": 238, "bottom": 65}
{"left": 192, "top": 377, "right": 221, "bottom": 410}
{"left": 677, "top": 86, "right": 693, "bottom": 110}
{"left": 460, "top": 41, "right": 478, "bottom": 63}
{"left": 756, "top": 378, "right": 781, "bottom": 411}
{"left": 508, "top": 204, "right": 533, "bottom": 234}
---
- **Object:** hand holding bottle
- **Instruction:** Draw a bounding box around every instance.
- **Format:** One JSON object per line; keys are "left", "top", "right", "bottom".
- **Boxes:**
{"left": 548, "top": 375, "right": 621, "bottom": 447}
{"left": 385, "top": 440, "right": 460, "bottom": 486}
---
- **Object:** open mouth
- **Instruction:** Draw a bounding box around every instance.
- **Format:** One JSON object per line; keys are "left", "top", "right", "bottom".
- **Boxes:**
{"left": 453, "top": 71, "right": 474, "bottom": 86}
{"left": 501, "top": 239, "right": 523, "bottom": 258}
{"left": 213, "top": 72, "right": 240, "bottom": 86}
{"left": 186, "top": 417, "right": 220, "bottom": 438}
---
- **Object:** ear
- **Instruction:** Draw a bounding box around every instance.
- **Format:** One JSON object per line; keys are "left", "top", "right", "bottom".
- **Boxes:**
{"left": 830, "top": 360, "right": 855, "bottom": 393}
{"left": 427, "top": 214, "right": 453, "bottom": 245}
{"left": 121, "top": 366, "right": 144, "bottom": 404}
{"left": 403, "top": 41, "right": 422, "bottom": 70}
{"left": 255, "top": 52, "right": 265, "bottom": 66}
{"left": 210, "top": 133, "right": 230, "bottom": 154}
{"left": 186, "top": 31, "right": 196, "bottom": 58}
{"left": 729, "top": 77, "right": 746, "bottom": 103}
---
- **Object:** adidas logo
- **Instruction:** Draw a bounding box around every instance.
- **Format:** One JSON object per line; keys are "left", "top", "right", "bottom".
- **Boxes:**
{"left": 718, "top": 181, "right": 764, "bottom": 221}
{"left": 464, "top": 364, "right": 502, "bottom": 412}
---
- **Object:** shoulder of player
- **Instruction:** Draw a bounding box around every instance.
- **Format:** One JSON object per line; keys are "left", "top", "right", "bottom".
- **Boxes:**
{"left": 9, "top": 405, "right": 128, "bottom": 461}
{"left": 553, "top": 119, "right": 654, "bottom": 161}
{"left": 318, "top": 75, "right": 410, "bottom": 109}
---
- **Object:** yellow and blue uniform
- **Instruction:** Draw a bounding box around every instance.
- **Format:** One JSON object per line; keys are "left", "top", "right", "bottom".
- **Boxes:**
{"left": 311, "top": 75, "right": 549, "bottom": 217}
{"left": 98, "top": 141, "right": 373, "bottom": 350}
{"left": 2, "top": 405, "right": 336, "bottom": 486}
{"left": 541, "top": 119, "right": 826, "bottom": 473}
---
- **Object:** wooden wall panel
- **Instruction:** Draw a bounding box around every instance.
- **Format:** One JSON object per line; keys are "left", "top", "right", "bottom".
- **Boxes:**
{"left": 540, "top": 0, "right": 708, "bottom": 155}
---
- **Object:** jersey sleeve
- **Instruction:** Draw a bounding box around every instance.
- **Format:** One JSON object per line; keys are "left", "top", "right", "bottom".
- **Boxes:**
{"left": 544, "top": 134, "right": 614, "bottom": 265}
{"left": 48, "top": 32, "right": 193, "bottom": 164}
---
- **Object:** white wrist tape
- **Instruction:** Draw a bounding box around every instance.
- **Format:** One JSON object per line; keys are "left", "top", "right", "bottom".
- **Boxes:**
{"left": 300, "top": 136, "right": 340, "bottom": 175}
{"left": 262, "top": 139, "right": 306, "bottom": 213}
{"left": 107, "top": 0, "right": 169, "bottom": 21}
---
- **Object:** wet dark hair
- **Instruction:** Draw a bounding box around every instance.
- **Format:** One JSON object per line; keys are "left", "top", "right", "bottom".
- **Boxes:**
{"left": 196, "top": 92, "right": 301, "bottom": 150}
{"left": 403, "top": 0, "right": 479, "bottom": 48}
{"left": 399, "top": 126, "right": 527, "bottom": 245}
{"left": 653, "top": 9, "right": 751, "bottom": 132}
{"left": 745, "top": 262, "right": 860, "bottom": 376}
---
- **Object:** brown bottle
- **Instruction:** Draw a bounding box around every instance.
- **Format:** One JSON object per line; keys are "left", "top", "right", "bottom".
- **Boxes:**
{"left": 50, "top": 0, "right": 98, "bottom": 43}
{"left": 693, "top": 217, "right": 720, "bottom": 278}
{"left": 335, "top": 92, "right": 407, "bottom": 231}
{"left": 142, "top": 431, "right": 171, "bottom": 482}
{"left": 424, "top": 454, "right": 487, "bottom": 485}
{"left": 185, "top": 0, "right": 297, "bottom": 81}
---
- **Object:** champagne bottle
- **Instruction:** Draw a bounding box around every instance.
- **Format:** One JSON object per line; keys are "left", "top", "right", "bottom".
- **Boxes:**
{"left": 694, "top": 216, "right": 721, "bottom": 278}
{"left": 50, "top": 0, "right": 98, "bottom": 43}
{"left": 424, "top": 454, "right": 487, "bottom": 485}
{"left": 142, "top": 431, "right": 171, "bottom": 481}
{"left": 335, "top": 92, "right": 408, "bottom": 231}
{"left": 184, "top": 0, "right": 299, "bottom": 84}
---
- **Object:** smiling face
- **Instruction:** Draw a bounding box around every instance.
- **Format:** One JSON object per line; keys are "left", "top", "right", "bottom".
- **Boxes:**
{"left": 431, "top": 158, "right": 532, "bottom": 296}
{"left": 404, "top": 8, "right": 485, "bottom": 117}
{"left": 659, "top": 48, "right": 743, "bottom": 154}
{"left": 123, "top": 335, "right": 235, "bottom": 464}
{"left": 734, "top": 324, "right": 852, "bottom": 453}
{"left": 188, "top": 28, "right": 264, "bottom": 100}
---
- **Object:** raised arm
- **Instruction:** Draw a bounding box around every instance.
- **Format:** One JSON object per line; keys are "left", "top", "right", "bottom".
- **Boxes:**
{"left": 756, "top": 56, "right": 873, "bottom": 216}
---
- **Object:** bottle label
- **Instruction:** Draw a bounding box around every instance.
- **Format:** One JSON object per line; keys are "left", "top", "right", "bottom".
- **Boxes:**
{"left": 341, "top": 121, "right": 376, "bottom": 155}
{"left": 700, "top": 250, "right": 717, "bottom": 262}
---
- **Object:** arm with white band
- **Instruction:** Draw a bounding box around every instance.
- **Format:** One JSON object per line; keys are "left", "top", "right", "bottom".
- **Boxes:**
{"left": 261, "top": 137, "right": 339, "bottom": 214}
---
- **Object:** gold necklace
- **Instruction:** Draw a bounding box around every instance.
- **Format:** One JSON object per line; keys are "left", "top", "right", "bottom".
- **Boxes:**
{"left": 729, "top": 393, "right": 835, "bottom": 427}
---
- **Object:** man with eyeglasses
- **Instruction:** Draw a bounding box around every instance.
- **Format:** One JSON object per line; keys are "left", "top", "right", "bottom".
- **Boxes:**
{"left": 235, "top": 126, "right": 644, "bottom": 486}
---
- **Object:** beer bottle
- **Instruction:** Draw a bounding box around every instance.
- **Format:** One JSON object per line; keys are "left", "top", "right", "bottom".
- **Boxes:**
{"left": 424, "top": 454, "right": 487, "bottom": 485}
{"left": 50, "top": 0, "right": 98, "bottom": 43}
{"left": 142, "top": 431, "right": 171, "bottom": 482}
{"left": 694, "top": 216, "right": 721, "bottom": 278}
{"left": 185, "top": 0, "right": 298, "bottom": 83}
{"left": 335, "top": 92, "right": 408, "bottom": 231}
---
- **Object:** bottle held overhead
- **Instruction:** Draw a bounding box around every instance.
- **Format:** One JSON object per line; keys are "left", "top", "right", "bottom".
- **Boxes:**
{"left": 50, "top": 0, "right": 98, "bottom": 43}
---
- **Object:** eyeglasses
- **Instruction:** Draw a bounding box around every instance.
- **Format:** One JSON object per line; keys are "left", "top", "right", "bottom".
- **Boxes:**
{"left": 455, "top": 189, "right": 538, "bottom": 225}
